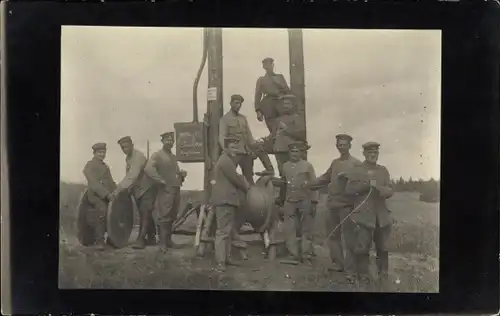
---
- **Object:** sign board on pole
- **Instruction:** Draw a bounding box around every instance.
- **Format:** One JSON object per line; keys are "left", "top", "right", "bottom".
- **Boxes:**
{"left": 174, "top": 122, "right": 206, "bottom": 163}
{"left": 207, "top": 87, "right": 217, "bottom": 101}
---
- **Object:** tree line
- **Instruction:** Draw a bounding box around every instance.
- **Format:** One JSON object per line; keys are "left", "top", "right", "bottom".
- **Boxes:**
{"left": 392, "top": 177, "right": 440, "bottom": 203}
{"left": 317, "top": 177, "right": 440, "bottom": 203}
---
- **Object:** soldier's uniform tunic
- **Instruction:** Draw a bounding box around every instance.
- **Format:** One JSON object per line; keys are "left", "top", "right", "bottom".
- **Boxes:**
{"left": 210, "top": 151, "right": 250, "bottom": 267}
{"left": 116, "top": 149, "right": 156, "bottom": 240}
{"left": 254, "top": 73, "right": 291, "bottom": 135}
{"left": 144, "top": 148, "right": 183, "bottom": 246}
{"left": 310, "top": 154, "right": 362, "bottom": 272}
{"left": 282, "top": 156, "right": 316, "bottom": 260}
{"left": 83, "top": 155, "right": 116, "bottom": 245}
{"left": 219, "top": 109, "right": 256, "bottom": 184}
{"left": 345, "top": 161, "right": 393, "bottom": 285}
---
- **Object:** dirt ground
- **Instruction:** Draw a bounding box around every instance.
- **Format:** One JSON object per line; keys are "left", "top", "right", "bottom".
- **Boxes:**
{"left": 59, "top": 183, "right": 439, "bottom": 292}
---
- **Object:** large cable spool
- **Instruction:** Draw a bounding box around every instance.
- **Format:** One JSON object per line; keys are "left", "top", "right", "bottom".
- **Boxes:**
{"left": 239, "top": 175, "right": 276, "bottom": 232}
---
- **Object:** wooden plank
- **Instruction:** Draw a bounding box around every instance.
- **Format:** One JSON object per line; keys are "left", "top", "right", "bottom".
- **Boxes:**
{"left": 194, "top": 205, "right": 206, "bottom": 247}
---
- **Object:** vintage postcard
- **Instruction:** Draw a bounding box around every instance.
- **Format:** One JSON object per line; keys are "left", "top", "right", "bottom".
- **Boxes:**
{"left": 59, "top": 26, "right": 441, "bottom": 292}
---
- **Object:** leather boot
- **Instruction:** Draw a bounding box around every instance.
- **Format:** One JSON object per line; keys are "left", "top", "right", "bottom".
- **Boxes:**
{"left": 276, "top": 177, "right": 287, "bottom": 206}
{"left": 94, "top": 218, "right": 106, "bottom": 251}
{"left": 356, "top": 254, "right": 373, "bottom": 291}
{"left": 376, "top": 251, "right": 389, "bottom": 291}
{"left": 145, "top": 217, "right": 157, "bottom": 246}
{"left": 132, "top": 212, "right": 149, "bottom": 249}
{"left": 257, "top": 151, "right": 275, "bottom": 175}
{"left": 158, "top": 223, "right": 169, "bottom": 253}
{"left": 164, "top": 221, "right": 181, "bottom": 249}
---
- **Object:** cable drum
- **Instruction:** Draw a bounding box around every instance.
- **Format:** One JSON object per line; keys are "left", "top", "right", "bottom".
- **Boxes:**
{"left": 239, "top": 176, "right": 276, "bottom": 233}
{"left": 106, "top": 190, "right": 135, "bottom": 248}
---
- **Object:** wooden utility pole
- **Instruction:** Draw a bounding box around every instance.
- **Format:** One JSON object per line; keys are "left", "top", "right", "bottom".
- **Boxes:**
{"left": 197, "top": 28, "right": 224, "bottom": 255}
{"left": 204, "top": 27, "right": 224, "bottom": 204}
{"left": 288, "top": 29, "right": 307, "bottom": 157}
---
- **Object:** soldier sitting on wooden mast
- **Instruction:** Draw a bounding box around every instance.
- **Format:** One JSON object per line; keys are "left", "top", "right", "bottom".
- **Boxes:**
{"left": 273, "top": 95, "right": 306, "bottom": 206}
{"left": 219, "top": 94, "right": 274, "bottom": 185}
{"left": 274, "top": 94, "right": 306, "bottom": 176}
{"left": 254, "top": 57, "right": 291, "bottom": 135}
{"left": 210, "top": 136, "right": 251, "bottom": 272}
{"left": 344, "top": 142, "right": 394, "bottom": 291}
{"left": 82, "top": 143, "right": 117, "bottom": 251}
{"left": 112, "top": 136, "right": 157, "bottom": 248}
{"left": 144, "top": 131, "right": 187, "bottom": 252}
{"left": 280, "top": 141, "right": 317, "bottom": 265}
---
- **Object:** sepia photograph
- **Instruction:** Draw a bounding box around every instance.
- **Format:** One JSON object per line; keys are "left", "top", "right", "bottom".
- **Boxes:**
{"left": 59, "top": 26, "right": 441, "bottom": 292}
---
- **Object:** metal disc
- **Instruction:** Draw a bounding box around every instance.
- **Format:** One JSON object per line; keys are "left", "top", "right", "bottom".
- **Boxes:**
{"left": 106, "top": 190, "right": 134, "bottom": 248}
{"left": 76, "top": 189, "right": 97, "bottom": 246}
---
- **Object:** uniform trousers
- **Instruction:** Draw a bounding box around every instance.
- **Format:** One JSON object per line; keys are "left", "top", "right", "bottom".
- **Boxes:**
{"left": 283, "top": 199, "right": 314, "bottom": 259}
{"left": 86, "top": 196, "right": 108, "bottom": 244}
{"left": 260, "top": 96, "right": 287, "bottom": 136}
{"left": 274, "top": 152, "right": 289, "bottom": 177}
{"left": 156, "top": 186, "right": 181, "bottom": 241}
{"left": 136, "top": 188, "right": 157, "bottom": 240}
{"left": 215, "top": 205, "right": 237, "bottom": 265}
{"left": 353, "top": 217, "right": 392, "bottom": 280}
{"left": 326, "top": 205, "right": 356, "bottom": 273}
{"left": 234, "top": 154, "right": 255, "bottom": 185}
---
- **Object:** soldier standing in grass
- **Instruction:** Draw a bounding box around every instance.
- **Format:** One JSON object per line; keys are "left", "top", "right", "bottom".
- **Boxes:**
{"left": 301, "top": 140, "right": 319, "bottom": 258}
{"left": 344, "top": 142, "right": 394, "bottom": 291}
{"left": 83, "top": 143, "right": 117, "bottom": 251}
{"left": 210, "top": 137, "right": 251, "bottom": 272}
{"left": 144, "top": 132, "right": 187, "bottom": 252}
{"left": 306, "top": 134, "right": 362, "bottom": 281}
{"left": 112, "top": 136, "right": 157, "bottom": 249}
{"left": 280, "top": 142, "right": 317, "bottom": 264}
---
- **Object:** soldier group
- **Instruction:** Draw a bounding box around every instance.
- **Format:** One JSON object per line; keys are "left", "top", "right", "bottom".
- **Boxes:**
{"left": 81, "top": 57, "right": 394, "bottom": 291}
{"left": 83, "top": 133, "right": 187, "bottom": 252}
{"left": 213, "top": 57, "right": 394, "bottom": 290}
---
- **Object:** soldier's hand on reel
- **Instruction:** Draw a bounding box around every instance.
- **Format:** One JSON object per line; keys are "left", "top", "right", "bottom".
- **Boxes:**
{"left": 110, "top": 188, "right": 121, "bottom": 200}
{"left": 256, "top": 111, "right": 264, "bottom": 122}
{"left": 106, "top": 192, "right": 114, "bottom": 202}
{"left": 337, "top": 172, "right": 348, "bottom": 179}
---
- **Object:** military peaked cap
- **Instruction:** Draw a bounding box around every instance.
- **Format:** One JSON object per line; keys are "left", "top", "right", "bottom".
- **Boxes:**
{"left": 336, "top": 134, "right": 353, "bottom": 142}
{"left": 282, "top": 94, "right": 297, "bottom": 100}
{"left": 262, "top": 57, "right": 274, "bottom": 64}
{"left": 362, "top": 141, "right": 380, "bottom": 151}
{"left": 161, "top": 132, "right": 175, "bottom": 140}
{"left": 231, "top": 94, "right": 244, "bottom": 102}
{"left": 117, "top": 136, "right": 132, "bottom": 145}
{"left": 289, "top": 141, "right": 308, "bottom": 151}
{"left": 92, "top": 142, "right": 107, "bottom": 151}
{"left": 224, "top": 136, "right": 240, "bottom": 148}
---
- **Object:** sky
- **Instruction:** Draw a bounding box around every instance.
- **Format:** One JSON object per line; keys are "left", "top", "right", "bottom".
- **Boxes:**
{"left": 60, "top": 27, "right": 441, "bottom": 190}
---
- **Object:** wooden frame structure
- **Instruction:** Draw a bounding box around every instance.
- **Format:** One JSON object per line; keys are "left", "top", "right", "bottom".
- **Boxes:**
{"left": 171, "top": 28, "right": 306, "bottom": 260}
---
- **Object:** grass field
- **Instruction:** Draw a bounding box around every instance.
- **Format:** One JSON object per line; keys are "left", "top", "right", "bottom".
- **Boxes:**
{"left": 59, "top": 182, "right": 439, "bottom": 292}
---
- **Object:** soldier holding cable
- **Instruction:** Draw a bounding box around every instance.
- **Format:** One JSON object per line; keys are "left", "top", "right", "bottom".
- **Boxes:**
{"left": 344, "top": 141, "right": 394, "bottom": 291}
